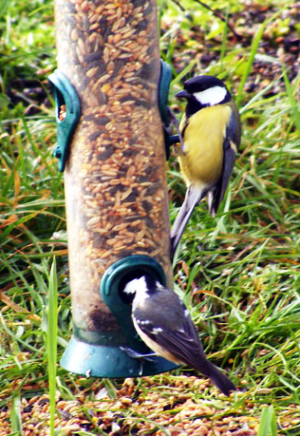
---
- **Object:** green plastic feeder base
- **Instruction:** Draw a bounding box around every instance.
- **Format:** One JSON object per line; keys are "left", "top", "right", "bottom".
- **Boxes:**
{"left": 60, "top": 335, "right": 178, "bottom": 378}
{"left": 61, "top": 256, "right": 178, "bottom": 378}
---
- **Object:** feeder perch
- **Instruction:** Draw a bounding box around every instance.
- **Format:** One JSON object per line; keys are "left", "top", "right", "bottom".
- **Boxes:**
{"left": 52, "top": 0, "right": 177, "bottom": 377}
{"left": 48, "top": 69, "right": 81, "bottom": 172}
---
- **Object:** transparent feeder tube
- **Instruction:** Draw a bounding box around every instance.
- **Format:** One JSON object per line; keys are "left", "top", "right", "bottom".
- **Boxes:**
{"left": 55, "top": 0, "right": 172, "bottom": 343}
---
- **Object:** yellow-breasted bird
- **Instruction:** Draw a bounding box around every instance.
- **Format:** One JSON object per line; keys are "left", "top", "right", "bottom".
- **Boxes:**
{"left": 170, "top": 75, "right": 241, "bottom": 260}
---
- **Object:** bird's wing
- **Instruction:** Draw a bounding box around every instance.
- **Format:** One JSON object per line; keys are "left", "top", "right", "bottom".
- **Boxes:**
{"left": 218, "top": 137, "right": 237, "bottom": 203}
{"left": 159, "top": 323, "right": 207, "bottom": 369}
{"left": 170, "top": 185, "right": 204, "bottom": 260}
{"left": 134, "top": 302, "right": 236, "bottom": 396}
{"left": 209, "top": 106, "right": 241, "bottom": 215}
{"left": 136, "top": 306, "right": 211, "bottom": 374}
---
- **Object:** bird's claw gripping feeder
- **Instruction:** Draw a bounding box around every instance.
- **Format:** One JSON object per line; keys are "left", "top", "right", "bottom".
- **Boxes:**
{"left": 50, "top": 0, "right": 178, "bottom": 377}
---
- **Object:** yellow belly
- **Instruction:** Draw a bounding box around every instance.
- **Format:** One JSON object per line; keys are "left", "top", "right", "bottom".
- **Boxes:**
{"left": 178, "top": 105, "right": 231, "bottom": 189}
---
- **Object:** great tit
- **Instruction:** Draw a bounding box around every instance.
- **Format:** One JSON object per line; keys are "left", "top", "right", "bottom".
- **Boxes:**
{"left": 170, "top": 75, "right": 241, "bottom": 259}
{"left": 123, "top": 275, "right": 236, "bottom": 396}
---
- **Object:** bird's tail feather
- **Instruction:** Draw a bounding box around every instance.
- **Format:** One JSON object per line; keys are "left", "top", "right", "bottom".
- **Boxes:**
{"left": 170, "top": 186, "right": 203, "bottom": 261}
{"left": 206, "top": 362, "right": 236, "bottom": 396}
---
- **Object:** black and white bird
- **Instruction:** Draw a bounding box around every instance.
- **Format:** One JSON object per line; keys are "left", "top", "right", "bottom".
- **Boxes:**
{"left": 123, "top": 274, "right": 236, "bottom": 396}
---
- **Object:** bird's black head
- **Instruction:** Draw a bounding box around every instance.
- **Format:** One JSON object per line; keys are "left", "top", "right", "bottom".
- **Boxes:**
{"left": 143, "top": 274, "right": 163, "bottom": 296}
{"left": 175, "top": 75, "right": 231, "bottom": 117}
{"left": 183, "top": 75, "right": 228, "bottom": 94}
{"left": 123, "top": 274, "right": 163, "bottom": 298}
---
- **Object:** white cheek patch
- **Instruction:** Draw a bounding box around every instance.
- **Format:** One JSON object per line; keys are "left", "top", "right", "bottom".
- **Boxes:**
{"left": 124, "top": 276, "right": 147, "bottom": 294}
{"left": 194, "top": 85, "right": 227, "bottom": 106}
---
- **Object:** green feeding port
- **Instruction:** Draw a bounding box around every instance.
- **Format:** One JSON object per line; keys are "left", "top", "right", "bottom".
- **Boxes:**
{"left": 48, "top": 70, "right": 81, "bottom": 172}
{"left": 100, "top": 255, "right": 165, "bottom": 353}
{"left": 158, "top": 60, "right": 180, "bottom": 158}
{"left": 61, "top": 256, "right": 178, "bottom": 378}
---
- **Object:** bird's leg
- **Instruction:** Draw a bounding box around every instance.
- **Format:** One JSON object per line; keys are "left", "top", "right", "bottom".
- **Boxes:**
{"left": 120, "top": 346, "right": 157, "bottom": 361}
{"left": 167, "top": 107, "right": 184, "bottom": 152}
{"left": 120, "top": 346, "right": 157, "bottom": 376}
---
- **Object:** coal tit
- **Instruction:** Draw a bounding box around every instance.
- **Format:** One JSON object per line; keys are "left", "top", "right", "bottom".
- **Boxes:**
{"left": 123, "top": 274, "right": 236, "bottom": 396}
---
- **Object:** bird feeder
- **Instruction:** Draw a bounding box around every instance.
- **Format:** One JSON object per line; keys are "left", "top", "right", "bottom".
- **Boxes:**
{"left": 50, "top": 0, "right": 177, "bottom": 377}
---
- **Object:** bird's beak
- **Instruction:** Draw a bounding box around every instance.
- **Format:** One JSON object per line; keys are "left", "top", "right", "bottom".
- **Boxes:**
{"left": 175, "top": 90, "right": 190, "bottom": 99}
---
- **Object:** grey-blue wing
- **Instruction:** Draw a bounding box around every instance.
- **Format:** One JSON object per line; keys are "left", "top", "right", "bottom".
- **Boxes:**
{"left": 133, "top": 298, "right": 237, "bottom": 396}
{"left": 209, "top": 107, "right": 241, "bottom": 215}
{"left": 134, "top": 305, "right": 210, "bottom": 374}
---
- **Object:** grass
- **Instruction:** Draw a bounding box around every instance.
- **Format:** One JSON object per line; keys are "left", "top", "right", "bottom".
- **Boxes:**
{"left": 47, "top": 259, "right": 58, "bottom": 436}
{"left": 258, "top": 406, "right": 278, "bottom": 436}
{"left": 1, "top": 0, "right": 300, "bottom": 435}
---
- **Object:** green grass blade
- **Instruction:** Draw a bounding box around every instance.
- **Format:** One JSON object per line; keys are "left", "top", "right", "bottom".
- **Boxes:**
{"left": 103, "top": 379, "right": 117, "bottom": 399}
{"left": 282, "top": 68, "right": 300, "bottom": 136}
{"left": 10, "top": 396, "right": 23, "bottom": 436}
{"left": 237, "top": 20, "right": 266, "bottom": 105}
{"left": 48, "top": 257, "right": 58, "bottom": 436}
{"left": 170, "top": 59, "right": 197, "bottom": 88}
{"left": 258, "top": 405, "right": 277, "bottom": 436}
{"left": 219, "top": 9, "right": 229, "bottom": 68}
{"left": 237, "top": 7, "right": 286, "bottom": 105}
{"left": 0, "top": 0, "right": 11, "bottom": 17}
